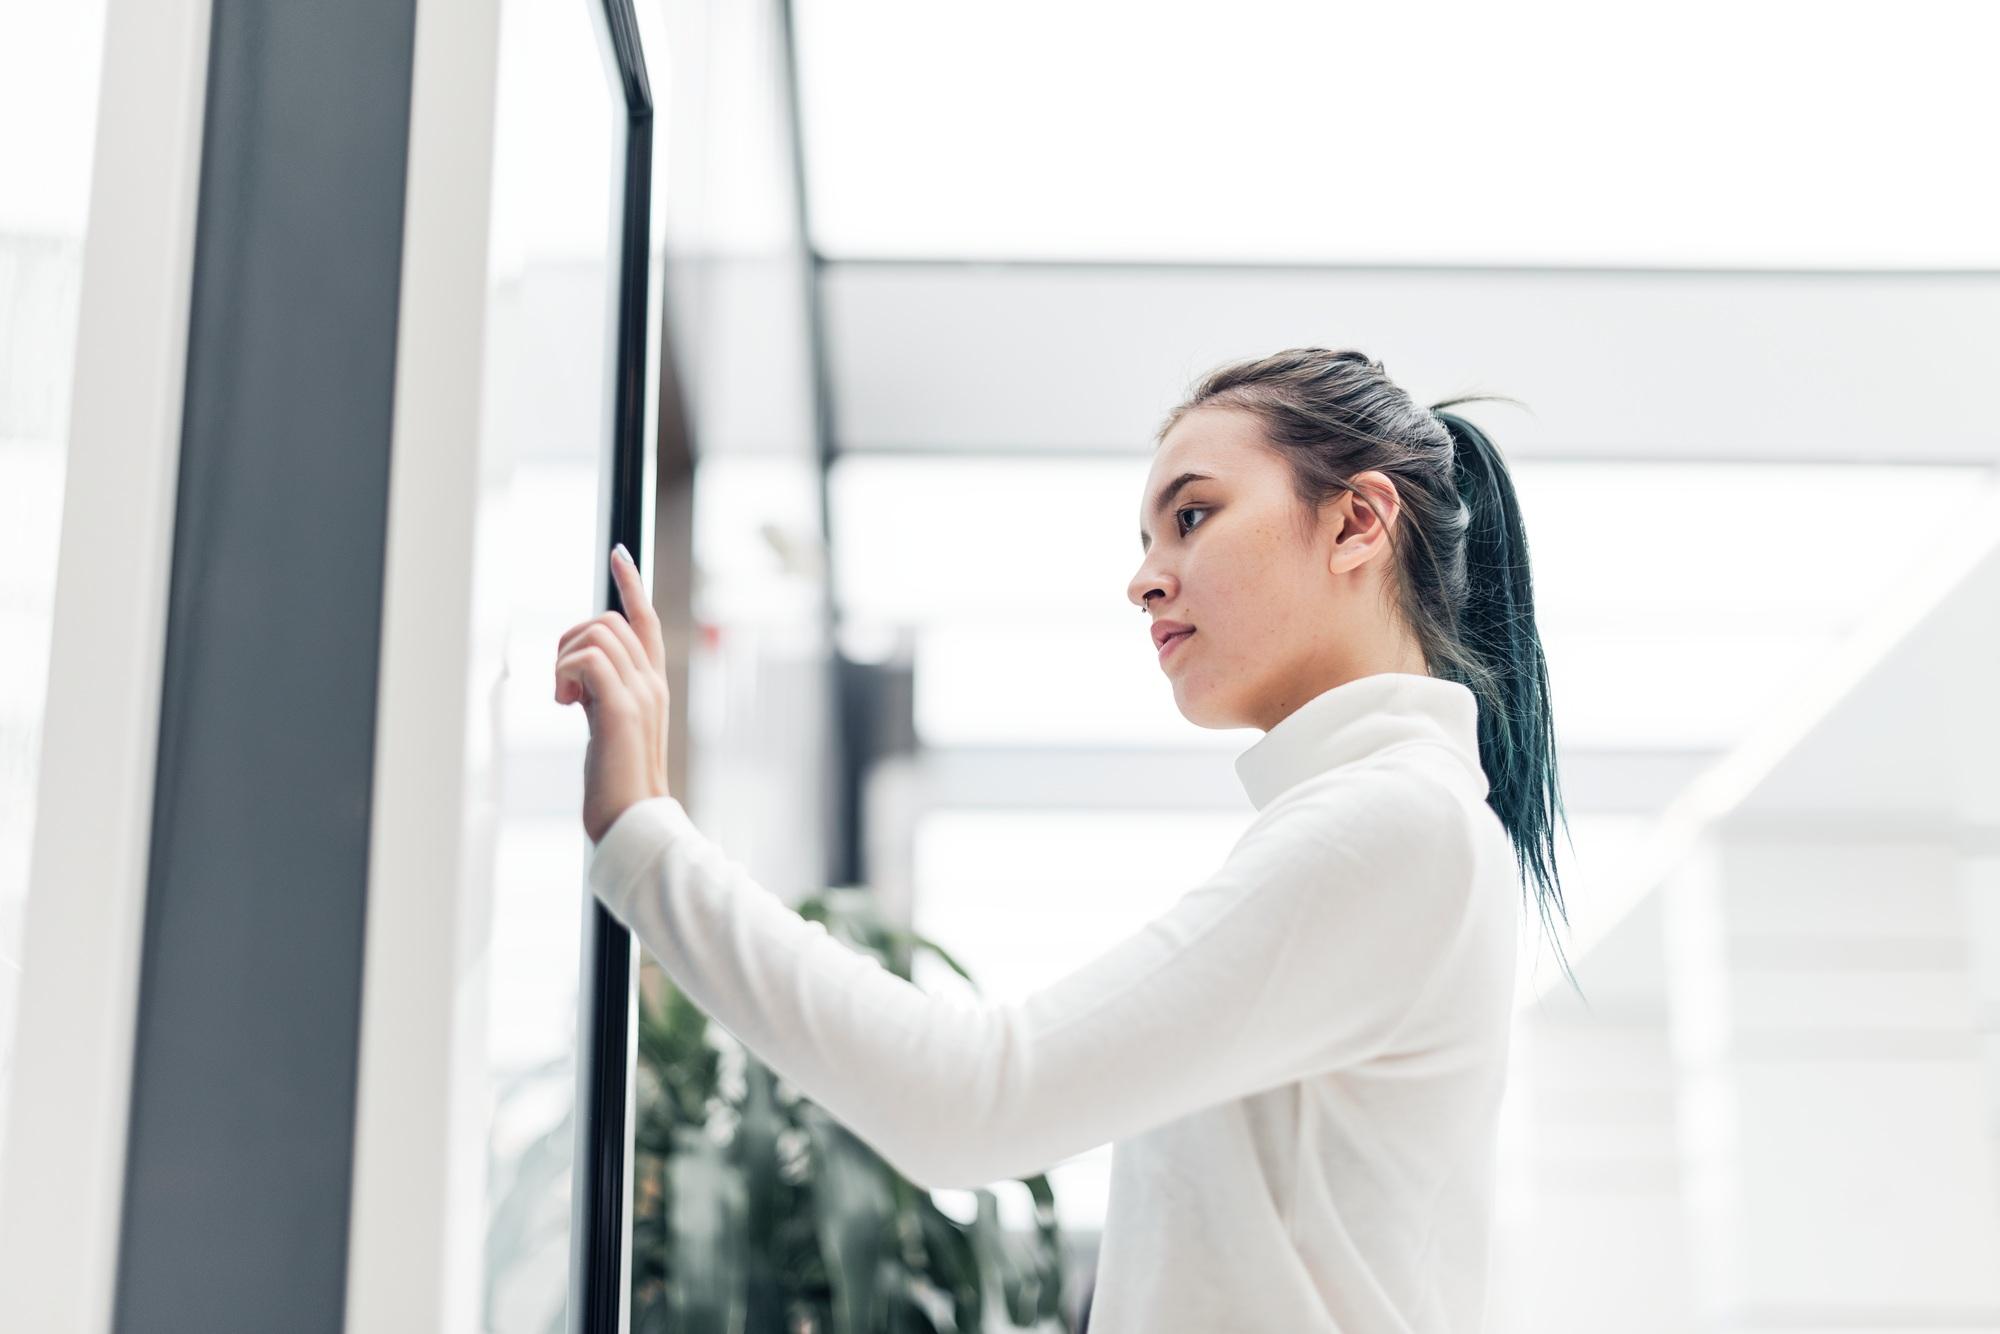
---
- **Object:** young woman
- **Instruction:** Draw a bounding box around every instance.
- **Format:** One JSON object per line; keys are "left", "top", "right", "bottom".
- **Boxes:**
{"left": 554, "top": 346, "right": 1573, "bottom": 1332}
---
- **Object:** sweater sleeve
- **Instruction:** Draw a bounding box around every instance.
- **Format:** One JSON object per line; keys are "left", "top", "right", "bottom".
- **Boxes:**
{"left": 585, "top": 770, "right": 1475, "bottom": 1192}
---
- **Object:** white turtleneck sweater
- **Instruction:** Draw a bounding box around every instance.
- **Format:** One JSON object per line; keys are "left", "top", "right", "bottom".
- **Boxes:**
{"left": 587, "top": 671, "right": 1521, "bottom": 1332}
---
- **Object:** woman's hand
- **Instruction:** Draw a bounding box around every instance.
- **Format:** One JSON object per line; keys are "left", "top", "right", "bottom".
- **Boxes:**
{"left": 554, "top": 543, "right": 672, "bottom": 844}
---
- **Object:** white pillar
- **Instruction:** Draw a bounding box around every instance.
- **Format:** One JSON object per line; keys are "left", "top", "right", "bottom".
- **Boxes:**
{"left": 1662, "top": 825, "right": 2000, "bottom": 1330}
{"left": 0, "top": 2, "right": 212, "bottom": 1326}
{"left": 1962, "top": 852, "right": 2000, "bottom": 1238}
{"left": 1494, "top": 896, "right": 1697, "bottom": 1334}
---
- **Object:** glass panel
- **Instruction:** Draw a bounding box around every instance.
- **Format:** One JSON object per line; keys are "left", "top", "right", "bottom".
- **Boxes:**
{"left": 0, "top": 0, "right": 109, "bottom": 1177}
{"left": 478, "top": 3, "right": 620, "bottom": 1329}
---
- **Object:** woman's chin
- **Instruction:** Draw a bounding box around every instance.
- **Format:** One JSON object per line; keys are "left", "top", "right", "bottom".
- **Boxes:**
{"left": 1169, "top": 678, "right": 1226, "bottom": 729}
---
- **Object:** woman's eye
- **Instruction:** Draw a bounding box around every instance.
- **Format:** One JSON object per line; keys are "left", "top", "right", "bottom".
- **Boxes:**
{"left": 1177, "top": 505, "right": 1209, "bottom": 535}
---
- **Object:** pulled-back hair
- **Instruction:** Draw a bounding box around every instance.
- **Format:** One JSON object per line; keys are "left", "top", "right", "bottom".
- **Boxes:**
{"left": 1159, "top": 347, "right": 1580, "bottom": 997}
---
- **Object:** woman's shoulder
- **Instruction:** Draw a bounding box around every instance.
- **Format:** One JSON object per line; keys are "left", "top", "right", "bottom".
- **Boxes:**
{"left": 1227, "top": 757, "right": 1481, "bottom": 907}
{"left": 1263, "top": 759, "right": 1519, "bottom": 1048}
{"left": 1253, "top": 750, "right": 1481, "bottom": 845}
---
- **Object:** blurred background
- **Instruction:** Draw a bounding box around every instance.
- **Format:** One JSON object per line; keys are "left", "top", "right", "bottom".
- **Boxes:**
{"left": 6, "top": 1, "right": 2000, "bottom": 1330}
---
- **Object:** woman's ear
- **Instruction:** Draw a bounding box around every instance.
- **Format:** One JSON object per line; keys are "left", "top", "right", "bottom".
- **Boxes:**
{"left": 1327, "top": 472, "right": 1400, "bottom": 570}
{"left": 1346, "top": 471, "right": 1402, "bottom": 537}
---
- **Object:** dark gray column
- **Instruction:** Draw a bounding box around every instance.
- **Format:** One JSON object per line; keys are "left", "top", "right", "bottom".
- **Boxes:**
{"left": 113, "top": 3, "right": 415, "bottom": 1331}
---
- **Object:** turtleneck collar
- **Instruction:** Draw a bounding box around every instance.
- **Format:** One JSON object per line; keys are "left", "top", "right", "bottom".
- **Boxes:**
{"left": 1232, "top": 672, "right": 1487, "bottom": 811}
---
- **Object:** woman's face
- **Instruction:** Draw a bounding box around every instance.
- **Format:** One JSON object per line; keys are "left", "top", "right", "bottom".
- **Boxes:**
{"left": 1127, "top": 404, "right": 1410, "bottom": 732}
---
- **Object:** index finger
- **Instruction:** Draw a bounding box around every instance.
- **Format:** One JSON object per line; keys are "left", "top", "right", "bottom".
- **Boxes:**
{"left": 609, "top": 543, "right": 667, "bottom": 672}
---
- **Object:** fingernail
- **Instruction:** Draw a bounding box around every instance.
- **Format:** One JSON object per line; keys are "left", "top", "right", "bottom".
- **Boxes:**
{"left": 613, "top": 542, "right": 631, "bottom": 567}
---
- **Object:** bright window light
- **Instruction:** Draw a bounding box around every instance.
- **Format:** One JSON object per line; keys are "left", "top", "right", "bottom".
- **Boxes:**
{"left": 793, "top": 0, "right": 2000, "bottom": 267}
{"left": 909, "top": 808, "right": 1256, "bottom": 1007}
{"left": 833, "top": 454, "right": 1992, "bottom": 749}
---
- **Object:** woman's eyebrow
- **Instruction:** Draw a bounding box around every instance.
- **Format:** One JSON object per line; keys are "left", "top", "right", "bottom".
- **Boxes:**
{"left": 1139, "top": 471, "right": 1215, "bottom": 551}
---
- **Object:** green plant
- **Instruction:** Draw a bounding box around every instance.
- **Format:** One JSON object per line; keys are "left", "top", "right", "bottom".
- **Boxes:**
{"left": 630, "top": 886, "right": 1075, "bottom": 1334}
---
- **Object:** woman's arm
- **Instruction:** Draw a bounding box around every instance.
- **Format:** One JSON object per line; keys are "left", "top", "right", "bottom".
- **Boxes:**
{"left": 588, "top": 768, "right": 1474, "bottom": 1192}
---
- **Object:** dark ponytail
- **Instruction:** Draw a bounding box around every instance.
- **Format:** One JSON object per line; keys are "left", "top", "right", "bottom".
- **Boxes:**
{"left": 1431, "top": 403, "right": 1579, "bottom": 998}
{"left": 1157, "top": 348, "right": 1582, "bottom": 998}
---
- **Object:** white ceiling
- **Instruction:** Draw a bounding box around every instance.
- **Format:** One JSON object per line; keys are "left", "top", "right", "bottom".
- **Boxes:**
{"left": 819, "top": 264, "right": 2000, "bottom": 463}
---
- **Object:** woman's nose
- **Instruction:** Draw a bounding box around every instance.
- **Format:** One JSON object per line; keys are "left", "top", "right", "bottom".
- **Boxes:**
{"left": 1129, "top": 565, "right": 1169, "bottom": 609}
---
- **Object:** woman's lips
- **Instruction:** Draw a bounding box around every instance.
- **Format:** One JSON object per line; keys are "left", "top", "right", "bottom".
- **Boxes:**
{"left": 1157, "top": 628, "right": 1195, "bottom": 660}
